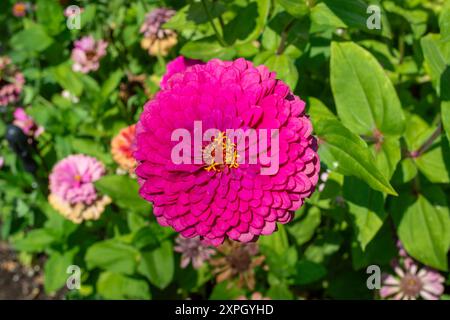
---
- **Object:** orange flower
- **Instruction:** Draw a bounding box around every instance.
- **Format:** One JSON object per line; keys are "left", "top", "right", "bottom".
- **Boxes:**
{"left": 111, "top": 125, "right": 137, "bottom": 173}
{"left": 12, "top": 2, "right": 28, "bottom": 17}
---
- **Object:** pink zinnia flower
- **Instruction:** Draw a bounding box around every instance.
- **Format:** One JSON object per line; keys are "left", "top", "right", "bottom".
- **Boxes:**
{"left": 49, "top": 154, "right": 106, "bottom": 205}
{"left": 13, "top": 107, "right": 44, "bottom": 139}
{"left": 160, "top": 56, "right": 203, "bottom": 90}
{"left": 380, "top": 258, "right": 445, "bottom": 300}
{"left": 48, "top": 154, "right": 110, "bottom": 223}
{"left": 135, "top": 57, "right": 320, "bottom": 246}
{"left": 0, "top": 56, "right": 25, "bottom": 107}
{"left": 71, "top": 36, "right": 108, "bottom": 73}
{"left": 0, "top": 156, "right": 4, "bottom": 169}
{"left": 174, "top": 235, "right": 216, "bottom": 269}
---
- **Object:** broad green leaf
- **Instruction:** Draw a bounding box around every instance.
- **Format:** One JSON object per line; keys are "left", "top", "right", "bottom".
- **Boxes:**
{"left": 443, "top": 101, "right": 450, "bottom": 143}
{"left": 100, "top": 70, "right": 123, "bottom": 102}
{"left": 209, "top": 281, "right": 245, "bottom": 300}
{"left": 138, "top": 241, "right": 174, "bottom": 290}
{"left": 307, "top": 97, "right": 337, "bottom": 123}
{"left": 13, "top": 229, "right": 57, "bottom": 252}
{"left": 259, "top": 224, "right": 289, "bottom": 255}
{"left": 180, "top": 38, "right": 236, "bottom": 61}
{"left": 421, "top": 34, "right": 450, "bottom": 97}
{"left": 294, "top": 260, "right": 327, "bottom": 285}
{"left": 264, "top": 54, "right": 298, "bottom": 89}
{"left": 276, "top": 0, "right": 309, "bottom": 18}
{"left": 304, "top": 232, "right": 342, "bottom": 264}
{"left": 343, "top": 176, "right": 387, "bottom": 250}
{"left": 44, "top": 250, "right": 77, "bottom": 294}
{"left": 351, "top": 223, "right": 397, "bottom": 270}
{"left": 85, "top": 239, "right": 140, "bottom": 275}
{"left": 95, "top": 175, "right": 151, "bottom": 214}
{"left": 51, "top": 63, "right": 84, "bottom": 97}
{"left": 391, "top": 186, "right": 450, "bottom": 271}
{"left": 97, "top": 272, "right": 151, "bottom": 300}
{"left": 440, "top": 2, "right": 450, "bottom": 41}
{"left": 315, "top": 119, "right": 397, "bottom": 195}
{"left": 10, "top": 23, "right": 53, "bottom": 53}
{"left": 287, "top": 207, "right": 321, "bottom": 246}
{"left": 371, "top": 136, "right": 401, "bottom": 179}
{"left": 404, "top": 114, "right": 450, "bottom": 183}
{"left": 36, "top": 0, "right": 64, "bottom": 36}
{"left": 267, "top": 283, "right": 294, "bottom": 299}
{"left": 331, "top": 41, "right": 405, "bottom": 136}
{"left": 224, "top": 0, "right": 270, "bottom": 45}
{"left": 384, "top": 1, "right": 428, "bottom": 38}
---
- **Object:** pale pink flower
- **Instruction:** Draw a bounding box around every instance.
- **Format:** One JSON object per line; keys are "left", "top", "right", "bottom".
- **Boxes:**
{"left": 49, "top": 154, "right": 106, "bottom": 205}
{"left": 174, "top": 236, "right": 216, "bottom": 269}
{"left": 0, "top": 56, "right": 25, "bottom": 107}
{"left": 71, "top": 36, "right": 108, "bottom": 73}
{"left": 380, "top": 258, "right": 445, "bottom": 300}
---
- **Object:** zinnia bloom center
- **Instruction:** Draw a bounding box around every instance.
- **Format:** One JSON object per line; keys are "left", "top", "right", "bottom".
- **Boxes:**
{"left": 400, "top": 274, "right": 423, "bottom": 297}
{"left": 203, "top": 132, "right": 239, "bottom": 172}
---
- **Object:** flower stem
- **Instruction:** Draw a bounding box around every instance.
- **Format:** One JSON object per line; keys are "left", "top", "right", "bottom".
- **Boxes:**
{"left": 277, "top": 19, "right": 295, "bottom": 55}
{"left": 409, "top": 122, "right": 442, "bottom": 158}
{"left": 201, "top": 0, "right": 227, "bottom": 47}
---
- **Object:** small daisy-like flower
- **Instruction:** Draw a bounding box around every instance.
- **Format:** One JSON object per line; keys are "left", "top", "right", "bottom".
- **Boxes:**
{"left": 380, "top": 258, "right": 445, "bottom": 300}
{"left": 71, "top": 36, "right": 108, "bottom": 74}
{"left": 140, "top": 8, "right": 177, "bottom": 56}
{"left": 13, "top": 108, "right": 44, "bottom": 139}
{"left": 62, "top": 90, "right": 79, "bottom": 103}
{"left": 48, "top": 154, "right": 111, "bottom": 223}
{"left": 111, "top": 125, "right": 137, "bottom": 174}
{"left": 210, "top": 240, "right": 265, "bottom": 290}
{"left": 12, "top": 2, "right": 30, "bottom": 17}
{"left": 174, "top": 236, "right": 216, "bottom": 269}
{"left": 0, "top": 56, "right": 25, "bottom": 107}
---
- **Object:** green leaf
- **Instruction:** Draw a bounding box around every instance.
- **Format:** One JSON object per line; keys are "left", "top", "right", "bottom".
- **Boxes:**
{"left": 44, "top": 250, "right": 77, "bottom": 294}
{"left": 100, "top": 70, "right": 123, "bottom": 102}
{"left": 95, "top": 175, "right": 151, "bottom": 214}
{"left": 138, "top": 241, "right": 174, "bottom": 290}
{"left": 259, "top": 224, "right": 289, "bottom": 255}
{"left": 223, "top": 0, "right": 270, "bottom": 45}
{"left": 443, "top": 101, "right": 450, "bottom": 143}
{"left": 421, "top": 34, "right": 450, "bottom": 97}
{"left": 97, "top": 272, "right": 151, "bottom": 300}
{"left": 392, "top": 186, "right": 450, "bottom": 271}
{"left": 209, "top": 281, "right": 245, "bottom": 300}
{"left": 10, "top": 23, "right": 53, "bottom": 53}
{"left": 36, "top": 0, "right": 64, "bottom": 36}
{"left": 276, "top": 0, "right": 309, "bottom": 18}
{"left": 287, "top": 207, "right": 321, "bottom": 246}
{"left": 85, "top": 239, "right": 140, "bottom": 275}
{"left": 404, "top": 114, "right": 450, "bottom": 184}
{"left": 440, "top": 2, "right": 450, "bottom": 41}
{"left": 51, "top": 63, "right": 84, "bottom": 97}
{"left": 293, "top": 260, "right": 327, "bottom": 285}
{"left": 330, "top": 41, "right": 405, "bottom": 136}
{"left": 343, "top": 176, "right": 387, "bottom": 250}
{"left": 13, "top": 229, "right": 57, "bottom": 252}
{"left": 315, "top": 119, "right": 397, "bottom": 195}
{"left": 180, "top": 38, "right": 236, "bottom": 61}
{"left": 371, "top": 136, "right": 401, "bottom": 179}
{"left": 264, "top": 54, "right": 298, "bottom": 89}
{"left": 307, "top": 97, "right": 337, "bottom": 124}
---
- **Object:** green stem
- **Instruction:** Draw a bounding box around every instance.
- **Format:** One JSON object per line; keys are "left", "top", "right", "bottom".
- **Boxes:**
{"left": 409, "top": 122, "right": 442, "bottom": 158}
{"left": 201, "top": 0, "right": 227, "bottom": 47}
{"left": 277, "top": 19, "right": 295, "bottom": 55}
